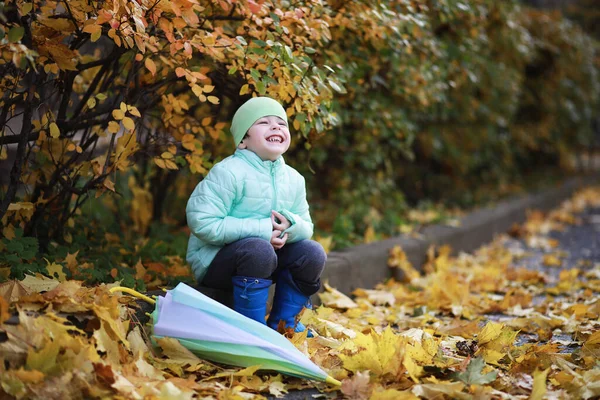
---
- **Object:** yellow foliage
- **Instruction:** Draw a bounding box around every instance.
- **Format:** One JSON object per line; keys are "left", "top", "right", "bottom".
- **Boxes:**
{"left": 388, "top": 246, "right": 420, "bottom": 283}
{"left": 477, "top": 322, "right": 504, "bottom": 346}
{"left": 529, "top": 368, "right": 550, "bottom": 400}
{"left": 338, "top": 327, "right": 404, "bottom": 377}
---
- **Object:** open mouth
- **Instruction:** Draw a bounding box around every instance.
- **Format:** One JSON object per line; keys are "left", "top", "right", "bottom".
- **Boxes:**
{"left": 266, "top": 135, "right": 284, "bottom": 143}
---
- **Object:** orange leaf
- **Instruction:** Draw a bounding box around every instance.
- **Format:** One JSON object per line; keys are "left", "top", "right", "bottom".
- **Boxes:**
{"left": 247, "top": 0, "right": 262, "bottom": 13}
{"left": 0, "top": 296, "right": 9, "bottom": 324}
{"left": 145, "top": 58, "right": 157, "bottom": 76}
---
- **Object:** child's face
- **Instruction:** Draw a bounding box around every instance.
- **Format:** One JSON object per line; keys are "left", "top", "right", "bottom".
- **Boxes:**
{"left": 238, "top": 116, "right": 290, "bottom": 161}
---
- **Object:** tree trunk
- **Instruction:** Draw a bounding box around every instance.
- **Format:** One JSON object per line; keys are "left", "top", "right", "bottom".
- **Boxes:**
{"left": 0, "top": 78, "right": 37, "bottom": 221}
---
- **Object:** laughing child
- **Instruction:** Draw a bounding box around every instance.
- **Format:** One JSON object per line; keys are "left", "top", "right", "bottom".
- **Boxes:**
{"left": 186, "top": 97, "right": 326, "bottom": 334}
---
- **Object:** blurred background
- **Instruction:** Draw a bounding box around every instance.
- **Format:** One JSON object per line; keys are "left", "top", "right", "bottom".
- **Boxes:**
{"left": 0, "top": 0, "right": 598, "bottom": 288}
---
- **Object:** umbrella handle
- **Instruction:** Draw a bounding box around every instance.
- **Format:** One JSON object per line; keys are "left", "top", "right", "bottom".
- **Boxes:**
{"left": 325, "top": 376, "right": 341, "bottom": 386}
{"left": 109, "top": 286, "right": 156, "bottom": 305}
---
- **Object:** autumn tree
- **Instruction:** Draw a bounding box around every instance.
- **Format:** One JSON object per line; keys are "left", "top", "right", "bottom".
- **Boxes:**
{"left": 0, "top": 0, "right": 342, "bottom": 247}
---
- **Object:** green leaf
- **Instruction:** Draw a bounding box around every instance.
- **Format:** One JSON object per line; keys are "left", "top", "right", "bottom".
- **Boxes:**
{"left": 235, "top": 36, "right": 247, "bottom": 46}
{"left": 328, "top": 78, "right": 346, "bottom": 94}
{"left": 8, "top": 26, "right": 25, "bottom": 43}
{"left": 255, "top": 80, "right": 266, "bottom": 95}
{"left": 269, "top": 12, "right": 280, "bottom": 23}
{"left": 304, "top": 47, "right": 316, "bottom": 54}
{"left": 21, "top": 3, "right": 33, "bottom": 15}
{"left": 455, "top": 357, "right": 498, "bottom": 385}
{"left": 283, "top": 45, "right": 293, "bottom": 62}
{"left": 6, "top": 241, "right": 24, "bottom": 253}
{"left": 249, "top": 69, "right": 261, "bottom": 82}
{"left": 248, "top": 47, "right": 266, "bottom": 55}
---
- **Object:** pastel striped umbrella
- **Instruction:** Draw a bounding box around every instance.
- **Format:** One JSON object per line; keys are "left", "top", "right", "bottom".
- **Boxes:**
{"left": 111, "top": 283, "right": 340, "bottom": 385}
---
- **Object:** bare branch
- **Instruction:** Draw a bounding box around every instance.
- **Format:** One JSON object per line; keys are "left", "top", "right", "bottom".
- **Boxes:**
{"left": 0, "top": 132, "right": 39, "bottom": 146}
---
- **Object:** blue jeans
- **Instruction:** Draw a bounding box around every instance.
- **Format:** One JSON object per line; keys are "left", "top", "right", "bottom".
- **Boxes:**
{"left": 201, "top": 238, "right": 326, "bottom": 296}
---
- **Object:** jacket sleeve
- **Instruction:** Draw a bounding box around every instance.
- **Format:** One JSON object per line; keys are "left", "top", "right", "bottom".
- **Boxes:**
{"left": 186, "top": 165, "right": 272, "bottom": 246}
{"left": 279, "top": 175, "right": 314, "bottom": 243}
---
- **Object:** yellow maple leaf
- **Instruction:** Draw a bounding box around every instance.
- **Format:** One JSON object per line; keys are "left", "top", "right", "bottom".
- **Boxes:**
{"left": 403, "top": 353, "right": 423, "bottom": 382}
{"left": 388, "top": 245, "right": 420, "bottom": 283}
{"left": 26, "top": 339, "right": 60, "bottom": 374}
{"left": 529, "top": 368, "right": 550, "bottom": 400}
{"left": 582, "top": 330, "right": 600, "bottom": 357}
{"left": 479, "top": 348, "right": 505, "bottom": 366}
{"left": 93, "top": 321, "right": 122, "bottom": 365}
{"left": 93, "top": 305, "right": 130, "bottom": 346}
{"left": 157, "top": 337, "right": 203, "bottom": 367}
{"left": 477, "top": 321, "right": 504, "bottom": 345}
{"left": 486, "top": 327, "right": 519, "bottom": 353}
{"left": 318, "top": 282, "right": 358, "bottom": 309}
{"left": 476, "top": 322, "right": 518, "bottom": 365}
{"left": 338, "top": 326, "right": 404, "bottom": 377}
{"left": 45, "top": 260, "right": 66, "bottom": 282}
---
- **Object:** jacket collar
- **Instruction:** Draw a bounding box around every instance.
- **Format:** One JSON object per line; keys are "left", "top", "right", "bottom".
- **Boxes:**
{"left": 234, "top": 149, "right": 285, "bottom": 172}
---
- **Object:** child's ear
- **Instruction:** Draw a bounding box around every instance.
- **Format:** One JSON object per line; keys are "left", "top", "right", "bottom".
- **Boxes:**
{"left": 238, "top": 133, "right": 249, "bottom": 149}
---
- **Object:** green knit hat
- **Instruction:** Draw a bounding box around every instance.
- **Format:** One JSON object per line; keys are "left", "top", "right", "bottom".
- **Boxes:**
{"left": 230, "top": 97, "right": 288, "bottom": 147}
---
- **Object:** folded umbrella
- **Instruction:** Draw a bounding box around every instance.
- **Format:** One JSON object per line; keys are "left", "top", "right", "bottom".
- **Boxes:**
{"left": 111, "top": 283, "right": 340, "bottom": 385}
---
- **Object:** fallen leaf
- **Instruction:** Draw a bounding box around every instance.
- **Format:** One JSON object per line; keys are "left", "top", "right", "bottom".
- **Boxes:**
{"left": 455, "top": 357, "right": 497, "bottom": 385}
{"left": 529, "top": 368, "right": 550, "bottom": 400}
{"left": 0, "top": 280, "right": 31, "bottom": 302}
{"left": 319, "top": 283, "right": 358, "bottom": 309}
{"left": 156, "top": 337, "right": 203, "bottom": 367}
{"left": 341, "top": 370, "right": 372, "bottom": 400}
{"left": 338, "top": 327, "right": 403, "bottom": 377}
{"left": 20, "top": 274, "right": 60, "bottom": 293}
{"left": 411, "top": 382, "right": 466, "bottom": 399}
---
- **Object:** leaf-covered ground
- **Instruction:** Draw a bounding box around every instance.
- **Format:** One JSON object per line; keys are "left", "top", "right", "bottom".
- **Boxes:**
{"left": 1, "top": 186, "right": 599, "bottom": 400}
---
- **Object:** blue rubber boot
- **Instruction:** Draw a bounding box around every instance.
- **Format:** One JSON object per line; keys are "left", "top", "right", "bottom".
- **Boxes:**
{"left": 267, "top": 269, "right": 313, "bottom": 336}
{"left": 232, "top": 276, "right": 272, "bottom": 324}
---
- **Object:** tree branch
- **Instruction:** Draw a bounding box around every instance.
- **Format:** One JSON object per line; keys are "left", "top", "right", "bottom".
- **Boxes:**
{"left": 71, "top": 60, "right": 111, "bottom": 117}
{"left": 0, "top": 78, "right": 37, "bottom": 220}
{"left": 57, "top": 72, "right": 76, "bottom": 124}
{"left": 0, "top": 132, "right": 39, "bottom": 146}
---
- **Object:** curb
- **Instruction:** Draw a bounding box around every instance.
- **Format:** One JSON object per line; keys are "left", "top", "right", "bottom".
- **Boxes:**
{"left": 320, "top": 175, "right": 599, "bottom": 296}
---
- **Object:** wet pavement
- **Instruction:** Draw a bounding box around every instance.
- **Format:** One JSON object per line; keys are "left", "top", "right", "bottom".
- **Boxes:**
{"left": 504, "top": 207, "right": 600, "bottom": 277}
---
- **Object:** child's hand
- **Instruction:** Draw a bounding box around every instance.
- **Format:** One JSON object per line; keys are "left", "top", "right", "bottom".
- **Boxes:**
{"left": 270, "top": 229, "right": 288, "bottom": 250}
{"left": 271, "top": 210, "right": 291, "bottom": 231}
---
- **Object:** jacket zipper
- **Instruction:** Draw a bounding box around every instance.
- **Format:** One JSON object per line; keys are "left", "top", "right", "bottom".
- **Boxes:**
{"left": 271, "top": 163, "right": 277, "bottom": 212}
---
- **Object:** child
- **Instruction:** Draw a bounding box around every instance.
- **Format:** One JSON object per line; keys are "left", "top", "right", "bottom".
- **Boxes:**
{"left": 186, "top": 97, "right": 326, "bottom": 334}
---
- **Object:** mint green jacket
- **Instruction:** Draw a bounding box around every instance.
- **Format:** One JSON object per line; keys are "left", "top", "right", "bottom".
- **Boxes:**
{"left": 186, "top": 149, "right": 314, "bottom": 281}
